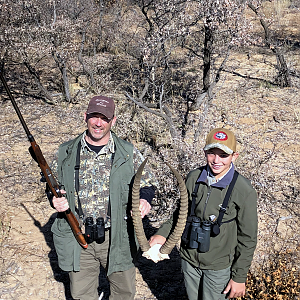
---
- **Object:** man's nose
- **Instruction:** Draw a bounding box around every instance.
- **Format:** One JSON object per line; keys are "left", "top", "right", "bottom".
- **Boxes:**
{"left": 95, "top": 118, "right": 104, "bottom": 126}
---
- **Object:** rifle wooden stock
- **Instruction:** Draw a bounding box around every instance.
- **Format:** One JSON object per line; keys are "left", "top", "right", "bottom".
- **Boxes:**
{"left": 31, "top": 141, "right": 88, "bottom": 249}
{"left": 0, "top": 71, "right": 87, "bottom": 249}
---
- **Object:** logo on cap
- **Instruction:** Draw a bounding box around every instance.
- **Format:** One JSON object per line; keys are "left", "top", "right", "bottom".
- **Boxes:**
{"left": 214, "top": 131, "right": 228, "bottom": 141}
{"left": 96, "top": 99, "right": 109, "bottom": 107}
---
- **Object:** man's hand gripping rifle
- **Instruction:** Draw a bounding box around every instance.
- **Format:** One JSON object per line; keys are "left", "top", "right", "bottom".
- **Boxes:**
{"left": 0, "top": 71, "right": 88, "bottom": 249}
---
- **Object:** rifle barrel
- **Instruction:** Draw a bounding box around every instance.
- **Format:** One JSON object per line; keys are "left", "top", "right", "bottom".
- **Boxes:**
{"left": 0, "top": 71, "right": 87, "bottom": 249}
{"left": 0, "top": 72, "right": 34, "bottom": 141}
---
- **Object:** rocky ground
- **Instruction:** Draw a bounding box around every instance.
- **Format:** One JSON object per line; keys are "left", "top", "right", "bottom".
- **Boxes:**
{"left": 0, "top": 46, "right": 300, "bottom": 299}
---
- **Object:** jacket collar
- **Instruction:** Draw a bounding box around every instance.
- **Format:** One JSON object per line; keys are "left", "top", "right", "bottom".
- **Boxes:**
{"left": 197, "top": 163, "right": 235, "bottom": 188}
{"left": 109, "top": 131, "right": 131, "bottom": 175}
{"left": 80, "top": 131, "right": 115, "bottom": 155}
{"left": 63, "top": 131, "right": 131, "bottom": 172}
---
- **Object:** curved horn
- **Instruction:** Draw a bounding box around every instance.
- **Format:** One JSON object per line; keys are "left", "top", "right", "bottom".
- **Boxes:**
{"left": 131, "top": 158, "right": 151, "bottom": 252}
{"left": 160, "top": 162, "right": 188, "bottom": 254}
{"left": 132, "top": 159, "right": 188, "bottom": 255}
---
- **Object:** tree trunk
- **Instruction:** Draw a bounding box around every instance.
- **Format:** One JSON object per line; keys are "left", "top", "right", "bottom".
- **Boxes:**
{"left": 190, "top": 22, "right": 215, "bottom": 111}
{"left": 194, "top": 99, "right": 208, "bottom": 142}
{"left": 248, "top": 3, "right": 291, "bottom": 87}
{"left": 52, "top": 51, "right": 71, "bottom": 102}
{"left": 203, "top": 24, "right": 213, "bottom": 92}
{"left": 23, "top": 61, "right": 55, "bottom": 104}
{"left": 78, "top": 27, "right": 96, "bottom": 87}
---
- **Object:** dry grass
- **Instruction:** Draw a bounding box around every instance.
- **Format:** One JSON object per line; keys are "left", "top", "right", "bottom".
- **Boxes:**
{"left": 246, "top": 248, "right": 300, "bottom": 299}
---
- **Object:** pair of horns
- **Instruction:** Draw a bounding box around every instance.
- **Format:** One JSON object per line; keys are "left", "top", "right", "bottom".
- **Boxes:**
{"left": 131, "top": 158, "right": 188, "bottom": 255}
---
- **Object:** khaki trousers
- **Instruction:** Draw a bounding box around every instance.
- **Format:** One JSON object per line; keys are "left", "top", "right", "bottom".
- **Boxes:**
{"left": 69, "top": 230, "right": 136, "bottom": 300}
{"left": 182, "top": 259, "right": 231, "bottom": 300}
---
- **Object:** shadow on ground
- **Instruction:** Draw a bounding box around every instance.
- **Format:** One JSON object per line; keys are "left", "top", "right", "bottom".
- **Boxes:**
{"left": 134, "top": 217, "right": 188, "bottom": 300}
{"left": 22, "top": 205, "right": 187, "bottom": 300}
{"left": 21, "top": 204, "right": 73, "bottom": 299}
{"left": 135, "top": 249, "right": 188, "bottom": 300}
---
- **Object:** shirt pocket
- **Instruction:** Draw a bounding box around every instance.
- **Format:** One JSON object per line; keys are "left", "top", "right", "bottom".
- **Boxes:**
{"left": 121, "top": 178, "right": 132, "bottom": 203}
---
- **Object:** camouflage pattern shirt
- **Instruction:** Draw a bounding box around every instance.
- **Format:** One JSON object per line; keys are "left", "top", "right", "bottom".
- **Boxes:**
{"left": 76, "top": 131, "right": 155, "bottom": 228}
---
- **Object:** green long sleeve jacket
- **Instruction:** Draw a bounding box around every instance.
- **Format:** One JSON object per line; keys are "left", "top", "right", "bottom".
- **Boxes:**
{"left": 156, "top": 167, "right": 258, "bottom": 283}
{"left": 51, "top": 131, "right": 139, "bottom": 276}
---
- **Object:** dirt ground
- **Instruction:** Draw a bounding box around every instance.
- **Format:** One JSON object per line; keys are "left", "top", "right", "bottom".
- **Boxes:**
{"left": 0, "top": 201, "right": 186, "bottom": 300}
{"left": 0, "top": 94, "right": 188, "bottom": 299}
{"left": 0, "top": 46, "right": 300, "bottom": 299}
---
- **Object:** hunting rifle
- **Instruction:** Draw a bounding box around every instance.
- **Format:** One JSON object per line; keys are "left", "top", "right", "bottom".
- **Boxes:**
{"left": 0, "top": 71, "right": 88, "bottom": 249}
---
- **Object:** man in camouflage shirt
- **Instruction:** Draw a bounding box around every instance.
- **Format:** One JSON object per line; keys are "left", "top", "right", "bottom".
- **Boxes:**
{"left": 51, "top": 95, "right": 156, "bottom": 300}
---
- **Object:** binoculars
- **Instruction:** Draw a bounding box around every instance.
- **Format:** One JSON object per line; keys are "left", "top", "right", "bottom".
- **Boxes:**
{"left": 85, "top": 217, "right": 105, "bottom": 244}
{"left": 189, "top": 217, "right": 211, "bottom": 253}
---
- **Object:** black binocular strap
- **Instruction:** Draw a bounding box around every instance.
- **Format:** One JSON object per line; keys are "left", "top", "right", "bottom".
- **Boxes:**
{"left": 190, "top": 183, "right": 201, "bottom": 217}
{"left": 74, "top": 141, "right": 115, "bottom": 220}
{"left": 189, "top": 167, "right": 205, "bottom": 216}
{"left": 75, "top": 141, "right": 84, "bottom": 219}
{"left": 216, "top": 170, "right": 239, "bottom": 227}
{"left": 190, "top": 169, "right": 239, "bottom": 226}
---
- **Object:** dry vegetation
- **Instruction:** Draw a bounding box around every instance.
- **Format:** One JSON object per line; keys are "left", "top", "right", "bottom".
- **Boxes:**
{"left": 0, "top": 0, "right": 300, "bottom": 299}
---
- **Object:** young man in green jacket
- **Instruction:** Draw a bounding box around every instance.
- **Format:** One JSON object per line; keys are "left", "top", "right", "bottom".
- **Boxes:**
{"left": 149, "top": 128, "right": 257, "bottom": 300}
{"left": 51, "top": 95, "right": 156, "bottom": 300}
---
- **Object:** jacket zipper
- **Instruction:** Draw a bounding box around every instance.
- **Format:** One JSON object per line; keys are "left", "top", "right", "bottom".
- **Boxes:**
{"left": 197, "top": 186, "right": 212, "bottom": 268}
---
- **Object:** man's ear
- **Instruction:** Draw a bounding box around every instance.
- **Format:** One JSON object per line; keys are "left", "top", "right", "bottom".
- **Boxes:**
{"left": 111, "top": 116, "right": 117, "bottom": 127}
{"left": 84, "top": 112, "right": 87, "bottom": 123}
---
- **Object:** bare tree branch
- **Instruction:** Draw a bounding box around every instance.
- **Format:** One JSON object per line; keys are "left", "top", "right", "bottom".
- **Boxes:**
{"left": 52, "top": 50, "right": 71, "bottom": 102}
{"left": 125, "top": 91, "right": 177, "bottom": 138}
{"left": 248, "top": 2, "right": 291, "bottom": 87}
{"left": 23, "top": 60, "right": 55, "bottom": 104}
{"left": 78, "top": 25, "right": 96, "bottom": 87}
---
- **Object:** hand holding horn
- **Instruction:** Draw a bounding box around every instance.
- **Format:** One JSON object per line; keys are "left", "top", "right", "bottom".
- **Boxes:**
{"left": 131, "top": 158, "right": 188, "bottom": 262}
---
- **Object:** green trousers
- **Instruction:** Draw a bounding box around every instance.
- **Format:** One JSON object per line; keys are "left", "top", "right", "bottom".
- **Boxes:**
{"left": 182, "top": 259, "right": 231, "bottom": 300}
{"left": 69, "top": 230, "right": 136, "bottom": 300}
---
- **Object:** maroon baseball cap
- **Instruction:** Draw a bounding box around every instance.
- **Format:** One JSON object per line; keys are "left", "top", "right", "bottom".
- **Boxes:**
{"left": 86, "top": 95, "right": 115, "bottom": 119}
